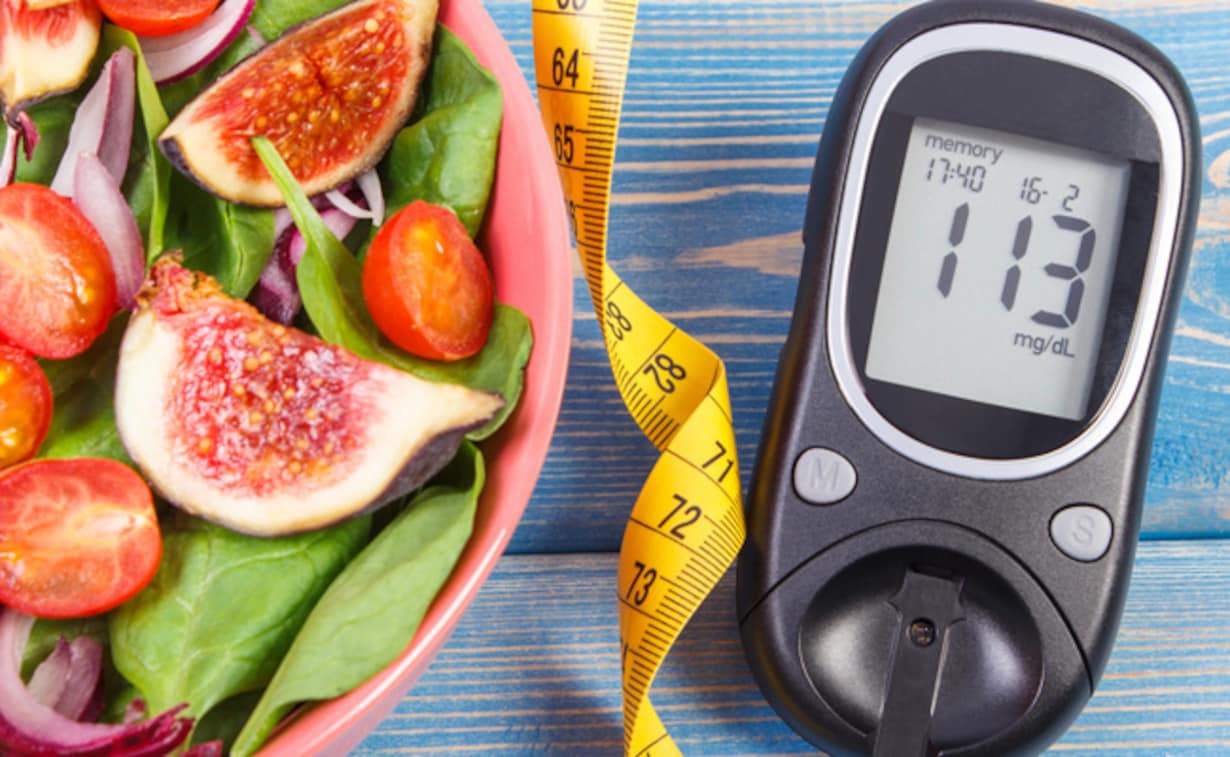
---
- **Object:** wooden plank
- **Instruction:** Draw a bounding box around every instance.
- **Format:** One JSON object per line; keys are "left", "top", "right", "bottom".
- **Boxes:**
{"left": 355, "top": 541, "right": 1230, "bottom": 754}
{"left": 477, "top": 0, "right": 1230, "bottom": 553}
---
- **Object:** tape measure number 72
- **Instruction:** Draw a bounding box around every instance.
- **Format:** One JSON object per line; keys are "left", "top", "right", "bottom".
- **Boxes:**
{"left": 531, "top": 1, "right": 747, "bottom": 754}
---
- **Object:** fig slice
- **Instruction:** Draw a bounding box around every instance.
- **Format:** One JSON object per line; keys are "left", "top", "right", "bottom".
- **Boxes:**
{"left": 159, "top": 0, "right": 438, "bottom": 207}
{"left": 114, "top": 257, "right": 503, "bottom": 537}
{"left": 0, "top": 0, "right": 101, "bottom": 123}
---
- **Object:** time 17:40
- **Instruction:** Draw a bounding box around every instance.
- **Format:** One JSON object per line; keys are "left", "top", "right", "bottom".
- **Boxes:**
{"left": 925, "top": 158, "right": 986, "bottom": 192}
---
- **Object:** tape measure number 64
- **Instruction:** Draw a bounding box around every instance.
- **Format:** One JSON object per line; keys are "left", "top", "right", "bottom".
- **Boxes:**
{"left": 532, "top": 1, "right": 747, "bottom": 754}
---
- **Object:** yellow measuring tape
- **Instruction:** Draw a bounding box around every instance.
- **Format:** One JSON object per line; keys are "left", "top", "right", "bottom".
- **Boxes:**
{"left": 532, "top": 1, "right": 746, "bottom": 754}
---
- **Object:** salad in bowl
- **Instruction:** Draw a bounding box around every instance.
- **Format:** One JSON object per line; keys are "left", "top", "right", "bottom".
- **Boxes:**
{"left": 0, "top": 0, "right": 570, "bottom": 754}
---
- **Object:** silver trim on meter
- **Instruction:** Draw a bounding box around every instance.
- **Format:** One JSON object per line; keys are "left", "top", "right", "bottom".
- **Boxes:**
{"left": 825, "top": 23, "right": 1185, "bottom": 481}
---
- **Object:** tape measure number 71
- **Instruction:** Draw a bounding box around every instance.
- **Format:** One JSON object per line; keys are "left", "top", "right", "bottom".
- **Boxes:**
{"left": 531, "top": 1, "right": 747, "bottom": 754}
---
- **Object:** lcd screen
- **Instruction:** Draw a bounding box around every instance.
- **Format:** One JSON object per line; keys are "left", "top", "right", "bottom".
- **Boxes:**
{"left": 865, "top": 117, "right": 1132, "bottom": 420}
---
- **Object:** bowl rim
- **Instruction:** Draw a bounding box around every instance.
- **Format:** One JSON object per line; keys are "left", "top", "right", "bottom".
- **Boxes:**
{"left": 259, "top": 0, "right": 573, "bottom": 753}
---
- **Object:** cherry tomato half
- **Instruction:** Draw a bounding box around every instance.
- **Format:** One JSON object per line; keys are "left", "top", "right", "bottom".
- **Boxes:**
{"left": 363, "top": 201, "right": 494, "bottom": 362}
{"left": 0, "top": 458, "right": 161, "bottom": 619}
{"left": 0, "top": 183, "right": 116, "bottom": 359}
{"left": 97, "top": 0, "right": 221, "bottom": 37}
{"left": 0, "top": 345, "right": 52, "bottom": 470}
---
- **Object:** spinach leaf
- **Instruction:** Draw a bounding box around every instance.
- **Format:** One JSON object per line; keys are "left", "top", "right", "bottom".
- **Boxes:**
{"left": 191, "top": 690, "right": 263, "bottom": 751}
{"left": 254, "top": 137, "right": 532, "bottom": 437}
{"left": 167, "top": 175, "right": 276, "bottom": 298}
{"left": 380, "top": 27, "right": 502, "bottom": 236}
{"left": 233, "top": 442, "right": 484, "bottom": 756}
{"left": 100, "top": 26, "right": 172, "bottom": 260}
{"left": 249, "top": 0, "right": 352, "bottom": 40}
{"left": 38, "top": 314, "right": 133, "bottom": 465}
{"left": 109, "top": 516, "right": 370, "bottom": 724}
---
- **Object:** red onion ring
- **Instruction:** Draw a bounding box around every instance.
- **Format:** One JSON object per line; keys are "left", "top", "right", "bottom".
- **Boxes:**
{"left": 251, "top": 208, "right": 358, "bottom": 324}
{"left": 325, "top": 169, "right": 386, "bottom": 226}
{"left": 74, "top": 153, "right": 147, "bottom": 309}
{"left": 50, "top": 48, "right": 136, "bottom": 195}
{"left": 27, "top": 636, "right": 103, "bottom": 721}
{"left": 26, "top": 638, "right": 71, "bottom": 709}
{"left": 15, "top": 112, "right": 38, "bottom": 161}
{"left": 0, "top": 608, "right": 194, "bottom": 756}
{"left": 139, "top": 0, "right": 257, "bottom": 85}
{"left": 2, "top": 114, "right": 43, "bottom": 187}
{"left": 56, "top": 637, "right": 103, "bottom": 722}
{"left": 357, "top": 169, "right": 385, "bottom": 225}
{"left": 0, "top": 127, "right": 17, "bottom": 186}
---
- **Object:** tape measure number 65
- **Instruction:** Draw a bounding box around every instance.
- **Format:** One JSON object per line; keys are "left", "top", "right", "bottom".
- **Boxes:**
{"left": 531, "top": 0, "right": 747, "bottom": 754}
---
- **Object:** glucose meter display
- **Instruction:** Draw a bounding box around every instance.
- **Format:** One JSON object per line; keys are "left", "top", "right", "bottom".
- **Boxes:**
{"left": 864, "top": 117, "right": 1132, "bottom": 420}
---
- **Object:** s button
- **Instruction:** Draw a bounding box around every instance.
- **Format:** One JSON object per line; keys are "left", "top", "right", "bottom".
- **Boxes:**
{"left": 1050, "top": 505, "right": 1113, "bottom": 562}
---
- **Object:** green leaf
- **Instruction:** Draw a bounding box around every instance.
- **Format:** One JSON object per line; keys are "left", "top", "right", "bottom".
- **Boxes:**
{"left": 109, "top": 516, "right": 370, "bottom": 724}
{"left": 248, "top": 0, "right": 353, "bottom": 40}
{"left": 253, "top": 137, "right": 532, "bottom": 437}
{"left": 233, "top": 443, "right": 484, "bottom": 757}
{"left": 100, "top": 26, "right": 171, "bottom": 260}
{"left": 38, "top": 314, "right": 133, "bottom": 465}
{"left": 167, "top": 175, "right": 277, "bottom": 298}
{"left": 380, "top": 27, "right": 503, "bottom": 236}
{"left": 190, "top": 690, "right": 264, "bottom": 751}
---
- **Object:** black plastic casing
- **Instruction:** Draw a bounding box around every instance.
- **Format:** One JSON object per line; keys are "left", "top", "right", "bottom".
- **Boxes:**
{"left": 736, "top": 2, "right": 1202, "bottom": 756}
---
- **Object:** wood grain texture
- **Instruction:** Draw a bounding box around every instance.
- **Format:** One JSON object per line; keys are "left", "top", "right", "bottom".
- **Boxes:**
{"left": 355, "top": 543, "right": 1230, "bottom": 755}
{"left": 470, "top": 0, "right": 1230, "bottom": 554}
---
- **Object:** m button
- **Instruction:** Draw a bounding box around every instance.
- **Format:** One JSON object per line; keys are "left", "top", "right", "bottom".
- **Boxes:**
{"left": 793, "top": 448, "right": 857, "bottom": 505}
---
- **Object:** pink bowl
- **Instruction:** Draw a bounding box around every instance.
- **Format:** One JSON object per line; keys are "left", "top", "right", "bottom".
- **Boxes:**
{"left": 257, "top": 1, "right": 572, "bottom": 754}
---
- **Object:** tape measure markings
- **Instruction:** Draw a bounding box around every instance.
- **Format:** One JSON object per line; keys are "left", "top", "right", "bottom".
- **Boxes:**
{"left": 534, "top": 0, "right": 746, "bottom": 753}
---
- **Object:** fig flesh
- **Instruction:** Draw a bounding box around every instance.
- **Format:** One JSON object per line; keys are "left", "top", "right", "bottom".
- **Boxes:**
{"left": 114, "top": 258, "right": 503, "bottom": 537}
{"left": 0, "top": 0, "right": 101, "bottom": 123}
{"left": 159, "top": 0, "right": 438, "bottom": 207}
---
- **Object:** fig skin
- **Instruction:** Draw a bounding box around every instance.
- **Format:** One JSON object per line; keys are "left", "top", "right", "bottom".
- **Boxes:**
{"left": 114, "top": 258, "right": 504, "bottom": 537}
{"left": 158, "top": 0, "right": 439, "bottom": 207}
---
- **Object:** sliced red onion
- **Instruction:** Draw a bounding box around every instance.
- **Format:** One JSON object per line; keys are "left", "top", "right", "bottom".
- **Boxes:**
{"left": 0, "top": 608, "right": 193, "bottom": 756}
{"left": 285, "top": 207, "right": 358, "bottom": 269}
{"left": 250, "top": 258, "right": 300, "bottom": 325}
{"left": 324, "top": 188, "right": 371, "bottom": 221}
{"left": 357, "top": 169, "right": 385, "bottom": 225}
{"left": 325, "top": 170, "right": 386, "bottom": 226}
{"left": 1, "top": 126, "right": 18, "bottom": 186}
{"left": 273, "top": 206, "right": 294, "bottom": 240}
{"left": 2, "top": 113, "right": 43, "bottom": 187}
{"left": 250, "top": 208, "right": 357, "bottom": 324}
{"left": 26, "top": 638, "right": 71, "bottom": 709}
{"left": 15, "top": 112, "right": 38, "bottom": 161}
{"left": 139, "top": 0, "right": 257, "bottom": 85}
{"left": 27, "top": 636, "right": 103, "bottom": 721}
{"left": 123, "top": 698, "right": 148, "bottom": 725}
{"left": 245, "top": 24, "right": 266, "bottom": 49}
{"left": 56, "top": 637, "right": 103, "bottom": 722}
{"left": 75, "top": 153, "right": 146, "bottom": 309}
{"left": 184, "top": 742, "right": 224, "bottom": 757}
{"left": 50, "top": 48, "right": 136, "bottom": 196}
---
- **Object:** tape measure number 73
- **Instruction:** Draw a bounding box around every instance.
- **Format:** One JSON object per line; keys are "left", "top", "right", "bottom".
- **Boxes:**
{"left": 531, "top": 1, "right": 747, "bottom": 754}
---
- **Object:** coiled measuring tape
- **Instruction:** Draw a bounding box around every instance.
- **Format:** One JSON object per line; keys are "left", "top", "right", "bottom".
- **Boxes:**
{"left": 532, "top": 1, "right": 747, "bottom": 754}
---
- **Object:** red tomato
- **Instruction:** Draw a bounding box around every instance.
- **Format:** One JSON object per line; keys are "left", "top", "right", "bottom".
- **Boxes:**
{"left": 0, "top": 183, "right": 116, "bottom": 359}
{"left": 363, "top": 201, "right": 495, "bottom": 362}
{"left": 96, "top": 0, "right": 220, "bottom": 37}
{"left": 0, "top": 458, "right": 161, "bottom": 618}
{"left": 0, "top": 345, "right": 52, "bottom": 470}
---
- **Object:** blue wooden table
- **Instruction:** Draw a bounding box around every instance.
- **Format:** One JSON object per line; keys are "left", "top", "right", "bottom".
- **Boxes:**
{"left": 357, "top": 0, "right": 1230, "bottom": 753}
